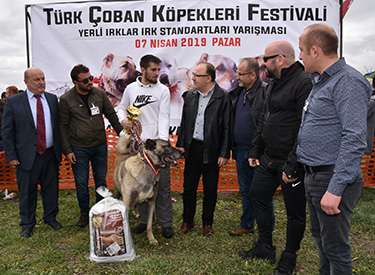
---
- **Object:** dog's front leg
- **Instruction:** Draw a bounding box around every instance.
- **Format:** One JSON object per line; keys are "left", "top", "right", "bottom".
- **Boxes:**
{"left": 146, "top": 197, "right": 158, "bottom": 245}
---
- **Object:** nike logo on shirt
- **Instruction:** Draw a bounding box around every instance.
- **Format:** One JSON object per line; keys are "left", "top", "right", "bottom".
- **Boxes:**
{"left": 292, "top": 181, "right": 301, "bottom": 187}
{"left": 132, "top": 94, "right": 156, "bottom": 108}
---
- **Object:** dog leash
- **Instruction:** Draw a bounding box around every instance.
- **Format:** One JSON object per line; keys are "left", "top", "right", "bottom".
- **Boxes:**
{"left": 142, "top": 151, "right": 160, "bottom": 176}
{"left": 129, "top": 120, "right": 143, "bottom": 152}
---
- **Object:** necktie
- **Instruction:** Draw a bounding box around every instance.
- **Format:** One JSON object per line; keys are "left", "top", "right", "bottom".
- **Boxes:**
{"left": 35, "top": 94, "right": 46, "bottom": 154}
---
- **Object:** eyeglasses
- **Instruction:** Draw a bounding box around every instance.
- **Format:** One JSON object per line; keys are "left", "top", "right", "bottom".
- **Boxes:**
{"left": 192, "top": 72, "right": 209, "bottom": 77}
{"left": 236, "top": 71, "right": 253, "bottom": 76}
{"left": 77, "top": 75, "right": 94, "bottom": 84}
{"left": 263, "top": 54, "right": 280, "bottom": 62}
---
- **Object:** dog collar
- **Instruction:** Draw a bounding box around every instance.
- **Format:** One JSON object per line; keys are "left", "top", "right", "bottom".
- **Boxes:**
{"left": 143, "top": 151, "right": 160, "bottom": 176}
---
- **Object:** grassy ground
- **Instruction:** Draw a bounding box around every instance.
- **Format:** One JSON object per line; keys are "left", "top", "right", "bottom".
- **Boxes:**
{"left": 0, "top": 188, "right": 374, "bottom": 275}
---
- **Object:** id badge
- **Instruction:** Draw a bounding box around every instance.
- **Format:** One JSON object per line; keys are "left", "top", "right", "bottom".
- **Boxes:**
{"left": 90, "top": 104, "right": 100, "bottom": 116}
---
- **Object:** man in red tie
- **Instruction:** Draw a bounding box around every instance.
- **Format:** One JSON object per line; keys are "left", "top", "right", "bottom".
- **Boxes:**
{"left": 2, "top": 68, "right": 62, "bottom": 238}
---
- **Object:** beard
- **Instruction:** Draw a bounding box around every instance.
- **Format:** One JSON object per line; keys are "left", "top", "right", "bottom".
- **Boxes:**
{"left": 266, "top": 67, "right": 277, "bottom": 79}
{"left": 77, "top": 83, "right": 93, "bottom": 94}
{"left": 143, "top": 72, "right": 158, "bottom": 84}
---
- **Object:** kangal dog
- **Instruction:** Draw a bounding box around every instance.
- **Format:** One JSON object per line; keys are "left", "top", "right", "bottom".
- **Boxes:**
{"left": 114, "top": 133, "right": 181, "bottom": 244}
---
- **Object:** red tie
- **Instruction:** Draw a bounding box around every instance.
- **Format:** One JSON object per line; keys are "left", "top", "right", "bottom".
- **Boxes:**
{"left": 35, "top": 94, "right": 46, "bottom": 154}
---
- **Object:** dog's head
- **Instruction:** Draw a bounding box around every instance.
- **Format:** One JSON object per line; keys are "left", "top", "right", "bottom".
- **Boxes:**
{"left": 158, "top": 55, "right": 192, "bottom": 103}
{"left": 198, "top": 53, "right": 238, "bottom": 92}
{"left": 99, "top": 53, "right": 140, "bottom": 106}
{"left": 159, "top": 55, "right": 178, "bottom": 87}
{"left": 144, "top": 139, "right": 183, "bottom": 166}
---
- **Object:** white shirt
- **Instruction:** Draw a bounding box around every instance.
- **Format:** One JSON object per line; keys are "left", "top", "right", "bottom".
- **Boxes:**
{"left": 117, "top": 77, "right": 170, "bottom": 141}
{"left": 26, "top": 89, "right": 53, "bottom": 148}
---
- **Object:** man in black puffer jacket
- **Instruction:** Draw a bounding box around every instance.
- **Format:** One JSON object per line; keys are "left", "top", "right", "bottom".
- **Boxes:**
{"left": 239, "top": 41, "right": 312, "bottom": 275}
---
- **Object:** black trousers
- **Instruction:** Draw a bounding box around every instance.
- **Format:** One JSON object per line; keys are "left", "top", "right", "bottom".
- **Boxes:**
{"left": 249, "top": 155, "right": 306, "bottom": 253}
{"left": 305, "top": 169, "right": 361, "bottom": 274}
{"left": 182, "top": 140, "right": 220, "bottom": 226}
{"left": 16, "top": 148, "right": 59, "bottom": 228}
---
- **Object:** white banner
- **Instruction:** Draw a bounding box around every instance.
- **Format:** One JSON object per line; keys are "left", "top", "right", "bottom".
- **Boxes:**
{"left": 30, "top": 0, "right": 340, "bottom": 130}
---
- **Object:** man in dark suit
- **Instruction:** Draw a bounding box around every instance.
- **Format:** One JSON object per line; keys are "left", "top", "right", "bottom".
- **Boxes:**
{"left": 2, "top": 68, "right": 62, "bottom": 238}
{"left": 176, "top": 62, "right": 231, "bottom": 236}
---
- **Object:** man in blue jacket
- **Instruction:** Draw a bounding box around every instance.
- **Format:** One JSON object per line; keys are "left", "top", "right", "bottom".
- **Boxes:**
{"left": 228, "top": 57, "right": 267, "bottom": 236}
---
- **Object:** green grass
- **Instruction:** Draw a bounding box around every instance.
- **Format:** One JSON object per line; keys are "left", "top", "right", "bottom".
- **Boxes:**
{"left": 0, "top": 188, "right": 374, "bottom": 274}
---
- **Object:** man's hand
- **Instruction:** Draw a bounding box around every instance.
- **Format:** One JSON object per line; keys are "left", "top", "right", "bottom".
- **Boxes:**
{"left": 218, "top": 157, "right": 228, "bottom": 167}
{"left": 248, "top": 158, "right": 260, "bottom": 167}
{"left": 9, "top": 160, "right": 20, "bottom": 166}
{"left": 121, "top": 120, "right": 132, "bottom": 132}
{"left": 320, "top": 191, "right": 342, "bottom": 215}
{"left": 282, "top": 172, "right": 298, "bottom": 184}
{"left": 66, "top": 153, "right": 77, "bottom": 164}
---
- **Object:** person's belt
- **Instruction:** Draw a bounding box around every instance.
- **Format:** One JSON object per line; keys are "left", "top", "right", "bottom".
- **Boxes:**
{"left": 304, "top": 164, "right": 334, "bottom": 174}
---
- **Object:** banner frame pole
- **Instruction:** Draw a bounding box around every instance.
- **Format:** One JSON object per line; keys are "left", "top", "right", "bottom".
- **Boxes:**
{"left": 25, "top": 4, "right": 31, "bottom": 68}
{"left": 339, "top": 0, "right": 343, "bottom": 58}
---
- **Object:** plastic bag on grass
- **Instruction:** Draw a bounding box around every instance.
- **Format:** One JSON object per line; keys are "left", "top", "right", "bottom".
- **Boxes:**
{"left": 89, "top": 187, "right": 135, "bottom": 262}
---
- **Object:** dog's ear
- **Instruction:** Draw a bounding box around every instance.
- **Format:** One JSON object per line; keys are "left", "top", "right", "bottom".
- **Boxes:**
{"left": 144, "top": 139, "right": 156, "bottom": 151}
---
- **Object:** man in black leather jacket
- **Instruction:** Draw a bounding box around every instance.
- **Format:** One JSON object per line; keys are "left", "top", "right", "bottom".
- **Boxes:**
{"left": 176, "top": 62, "right": 231, "bottom": 236}
{"left": 239, "top": 41, "right": 312, "bottom": 275}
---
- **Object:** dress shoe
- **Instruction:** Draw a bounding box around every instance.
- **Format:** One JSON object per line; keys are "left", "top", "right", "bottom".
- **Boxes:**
{"left": 46, "top": 220, "right": 62, "bottom": 231}
{"left": 229, "top": 227, "right": 254, "bottom": 236}
{"left": 76, "top": 214, "right": 89, "bottom": 228}
{"left": 20, "top": 226, "right": 33, "bottom": 238}
{"left": 161, "top": 226, "right": 174, "bottom": 238}
{"left": 202, "top": 225, "right": 214, "bottom": 237}
{"left": 180, "top": 222, "right": 194, "bottom": 234}
{"left": 134, "top": 223, "right": 147, "bottom": 234}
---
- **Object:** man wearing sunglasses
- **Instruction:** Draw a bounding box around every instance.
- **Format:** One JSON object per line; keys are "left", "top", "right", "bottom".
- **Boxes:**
{"left": 228, "top": 58, "right": 267, "bottom": 237}
{"left": 59, "top": 64, "right": 123, "bottom": 227}
{"left": 239, "top": 41, "right": 312, "bottom": 275}
{"left": 176, "top": 62, "right": 231, "bottom": 236}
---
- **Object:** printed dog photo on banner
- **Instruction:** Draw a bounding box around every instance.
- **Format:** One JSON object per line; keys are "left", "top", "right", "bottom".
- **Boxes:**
{"left": 197, "top": 53, "right": 238, "bottom": 92}
{"left": 98, "top": 53, "right": 140, "bottom": 107}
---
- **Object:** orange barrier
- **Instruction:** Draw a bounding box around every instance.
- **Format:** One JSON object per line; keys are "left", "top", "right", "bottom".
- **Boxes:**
{"left": 360, "top": 149, "right": 375, "bottom": 187}
{"left": 1, "top": 130, "right": 375, "bottom": 192}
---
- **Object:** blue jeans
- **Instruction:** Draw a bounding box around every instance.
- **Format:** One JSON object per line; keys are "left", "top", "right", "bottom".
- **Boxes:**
{"left": 305, "top": 169, "right": 361, "bottom": 275}
{"left": 235, "top": 148, "right": 255, "bottom": 229}
{"left": 71, "top": 143, "right": 107, "bottom": 213}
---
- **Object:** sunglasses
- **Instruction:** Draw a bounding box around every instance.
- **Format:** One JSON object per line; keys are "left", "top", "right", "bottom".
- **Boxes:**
{"left": 236, "top": 71, "right": 253, "bottom": 76}
{"left": 78, "top": 75, "right": 94, "bottom": 84}
{"left": 192, "top": 72, "right": 209, "bottom": 77}
{"left": 263, "top": 54, "right": 280, "bottom": 62}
